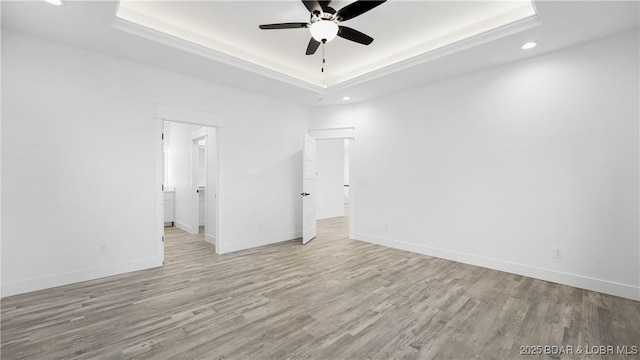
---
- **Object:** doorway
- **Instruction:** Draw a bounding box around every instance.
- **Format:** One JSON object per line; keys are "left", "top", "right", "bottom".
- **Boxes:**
{"left": 314, "top": 138, "right": 351, "bottom": 241}
{"left": 316, "top": 138, "right": 350, "bottom": 219}
{"left": 162, "top": 121, "right": 217, "bottom": 243}
{"left": 155, "top": 104, "right": 224, "bottom": 263}
{"left": 304, "top": 127, "right": 355, "bottom": 245}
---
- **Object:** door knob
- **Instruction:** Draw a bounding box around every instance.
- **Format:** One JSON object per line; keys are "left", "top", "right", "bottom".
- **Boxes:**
{"left": 300, "top": 192, "right": 310, "bottom": 196}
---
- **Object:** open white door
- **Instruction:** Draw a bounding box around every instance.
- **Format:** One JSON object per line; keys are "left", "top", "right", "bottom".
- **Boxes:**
{"left": 302, "top": 134, "right": 317, "bottom": 244}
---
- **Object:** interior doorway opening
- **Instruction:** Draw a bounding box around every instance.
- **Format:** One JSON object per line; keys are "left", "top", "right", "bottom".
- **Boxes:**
{"left": 155, "top": 104, "right": 224, "bottom": 263}
{"left": 161, "top": 120, "right": 218, "bottom": 252}
{"left": 306, "top": 131, "right": 355, "bottom": 244}
{"left": 316, "top": 138, "right": 350, "bottom": 221}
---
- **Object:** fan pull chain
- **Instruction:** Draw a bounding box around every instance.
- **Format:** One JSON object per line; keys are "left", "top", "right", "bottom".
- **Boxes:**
{"left": 321, "top": 40, "right": 326, "bottom": 73}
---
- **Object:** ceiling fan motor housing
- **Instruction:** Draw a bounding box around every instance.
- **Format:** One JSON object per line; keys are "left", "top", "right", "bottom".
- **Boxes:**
{"left": 311, "top": 7, "right": 336, "bottom": 23}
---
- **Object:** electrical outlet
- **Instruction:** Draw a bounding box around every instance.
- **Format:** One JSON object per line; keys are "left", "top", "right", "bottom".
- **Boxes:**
{"left": 99, "top": 245, "right": 108, "bottom": 255}
{"left": 553, "top": 247, "right": 564, "bottom": 259}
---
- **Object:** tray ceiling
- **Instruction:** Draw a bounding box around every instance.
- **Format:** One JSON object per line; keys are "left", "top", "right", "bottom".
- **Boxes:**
{"left": 114, "top": 0, "right": 537, "bottom": 90}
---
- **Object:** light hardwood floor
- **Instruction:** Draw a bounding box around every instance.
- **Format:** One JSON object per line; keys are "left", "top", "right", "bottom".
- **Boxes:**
{"left": 2, "top": 211, "right": 639, "bottom": 359}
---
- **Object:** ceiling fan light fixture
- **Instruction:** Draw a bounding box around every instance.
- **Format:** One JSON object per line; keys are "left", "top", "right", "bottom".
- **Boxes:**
{"left": 310, "top": 20, "right": 339, "bottom": 42}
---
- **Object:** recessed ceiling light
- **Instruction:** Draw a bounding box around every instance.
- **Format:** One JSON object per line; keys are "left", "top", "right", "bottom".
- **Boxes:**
{"left": 521, "top": 41, "right": 538, "bottom": 50}
{"left": 342, "top": 96, "right": 351, "bottom": 101}
{"left": 44, "top": 0, "right": 65, "bottom": 5}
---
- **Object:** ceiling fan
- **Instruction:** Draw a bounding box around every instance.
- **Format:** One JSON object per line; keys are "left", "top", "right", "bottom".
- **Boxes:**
{"left": 259, "top": 0, "right": 386, "bottom": 56}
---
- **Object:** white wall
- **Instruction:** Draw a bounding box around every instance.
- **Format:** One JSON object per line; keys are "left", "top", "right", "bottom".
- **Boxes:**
{"left": 316, "top": 139, "right": 344, "bottom": 219}
{"left": 311, "top": 30, "right": 640, "bottom": 300}
{"left": 1, "top": 30, "right": 308, "bottom": 296}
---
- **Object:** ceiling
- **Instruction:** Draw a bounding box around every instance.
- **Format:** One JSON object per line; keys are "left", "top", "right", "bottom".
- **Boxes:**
{"left": 115, "top": 0, "right": 536, "bottom": 89}
{"left": 2, "top": 1, "right": 639, "bottom": 106}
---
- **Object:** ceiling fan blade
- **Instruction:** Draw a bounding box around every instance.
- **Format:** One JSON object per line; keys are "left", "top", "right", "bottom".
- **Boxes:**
{"left": 335, "top": 0, "right": 386, "bottom": 21}
{"left": 319, "top": 1, "right": 333, "bottom": 12}
{"left": 306, "top": 38, "right": 321, "bottom": 55}
{"left": 259, "top": 23, "right": 309, "bottom": 30}
{"left": 302, "top": 0, "right": 323, "bottom": 14}
{"left": 338, "top": 26, "right": 373, "bottom": 45}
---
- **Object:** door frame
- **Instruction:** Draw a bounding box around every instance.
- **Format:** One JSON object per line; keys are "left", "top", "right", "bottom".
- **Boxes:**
{"left": 155, "top": 104, "right": 225, "bottom": 263}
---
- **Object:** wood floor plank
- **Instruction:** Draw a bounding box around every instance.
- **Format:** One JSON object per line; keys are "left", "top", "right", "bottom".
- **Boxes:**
{"left": 2, "top": 209, "right": 639, "bottom": 359}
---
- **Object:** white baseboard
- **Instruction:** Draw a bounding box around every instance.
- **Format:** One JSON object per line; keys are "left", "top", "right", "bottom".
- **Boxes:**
{"left": 205, "top": 233, "right": 216, "bottom": 245}
{"left": 354, "top": 233, "right": 640, "bottom": 301}
{"left": 175, "top": 221, "right": 192, "bottom": 234}
{"left": 316, "top": 209, "right": 345, "bottom": 220}
{"left": 1, "top": 257, "right": 161, "bottom": 298}
{"left": 219, "top": 231, "right": 302, "bottom": 254}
